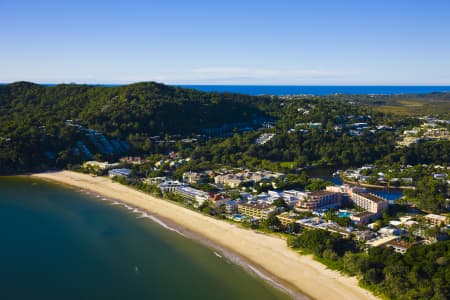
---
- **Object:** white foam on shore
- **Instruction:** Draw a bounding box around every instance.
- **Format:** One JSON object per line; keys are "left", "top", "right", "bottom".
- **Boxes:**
{"left": 148, "top": 214, "right": 187, "bottom": 237}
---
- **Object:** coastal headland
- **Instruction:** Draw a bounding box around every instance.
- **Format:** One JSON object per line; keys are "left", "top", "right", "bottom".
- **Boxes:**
{"left": 32, "top": 170, "right": 378, "bottom": 300}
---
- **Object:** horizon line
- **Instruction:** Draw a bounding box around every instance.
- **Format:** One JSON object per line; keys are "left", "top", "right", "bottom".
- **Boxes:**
{"left": 1, "top": 81, "right": 450, "bottom": 87}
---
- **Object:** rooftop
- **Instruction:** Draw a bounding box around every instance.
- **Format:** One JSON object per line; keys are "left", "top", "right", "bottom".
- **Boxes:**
{"left": 309, "top": 191, "right": 337, "bottom": 197}
{"left": 353, "top": 192, "right": 386, "bottom": 203}
{"left": 239, "top": 202, "right": 274, "bottom": 210}
{"left": 352, "top": 211, "right": 374, "bottom": 218}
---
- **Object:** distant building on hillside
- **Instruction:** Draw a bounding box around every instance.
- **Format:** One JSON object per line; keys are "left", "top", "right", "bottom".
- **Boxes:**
{"left": 120, "top": 156, "right": 145, "bottom": 165}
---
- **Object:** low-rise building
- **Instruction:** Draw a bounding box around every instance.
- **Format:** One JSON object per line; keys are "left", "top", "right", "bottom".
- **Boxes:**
{"left": 159, "top": 180, "right": 186, "bottom": 193}
{"left": 210, "top": 193, "right": 230, "bottom": 207}
{"left": 108, "top": 168, "right": 131, "bottom": 178}
{"left": 146, "top": 177, "right": 170, "bottom": 185}
{"left": 350, "top": 211, "right": 376, "bottom": 225}
{"left": 276, "top": 212, "right": 297, "bottom": 226}
{"left": 120, "top": 156, "right": 145, "bottom": 165}
{"left": 214, "top": 170, "right": 285, "bottom": 188}
{"left": 424, "top": 214, "right": 448, "bottom": 226}
{"left": 385, "top": 240, "right": 412, "bottom": 254}
{"left": 173, "top": 186, "right": 210, "bottom": 207}
{"left": 294, "top": 191, "right": 341, "bottom": 211}
{"left": 237, "top": 202, "right": 276, "bottom": 219}
{"left": 84, "top": 161, "right": 119, "bottom": 170}
{"left": 224, "top": 200, "right": 238, "bottom": 214}
{"left": 182, "top": 171, "right": 209, "bottom": 184}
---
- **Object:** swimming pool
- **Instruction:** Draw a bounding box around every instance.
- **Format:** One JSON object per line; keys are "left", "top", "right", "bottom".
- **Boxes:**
{"left": 338, "top": 212, "right": 352, "bottom": 218}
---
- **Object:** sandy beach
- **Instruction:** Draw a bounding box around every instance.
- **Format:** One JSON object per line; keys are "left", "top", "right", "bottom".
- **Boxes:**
{"left": 32, "top": 171, "right": 377, "bottom": 300}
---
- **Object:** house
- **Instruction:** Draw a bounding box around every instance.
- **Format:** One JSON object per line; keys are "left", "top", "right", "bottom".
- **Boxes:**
{"left": 385, "top": 240, "right": 412, "bottom": 254}
{"left": 210, "top": 193, "right": 230, "bottom": 207}
{"left": 108, "top": 168, "right": 131, "bottom": 178}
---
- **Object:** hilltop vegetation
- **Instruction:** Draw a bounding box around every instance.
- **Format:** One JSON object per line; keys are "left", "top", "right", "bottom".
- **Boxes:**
{"left": 0, "top": 82, "right": 270, "bottom": 174}
{"left": 1, "top": 82, "right": 450, "bottom": 175}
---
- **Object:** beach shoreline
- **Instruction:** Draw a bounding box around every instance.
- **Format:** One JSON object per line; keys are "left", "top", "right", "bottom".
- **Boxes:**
{"left": 31, "top": 171, "right": 378, "bottom": 300}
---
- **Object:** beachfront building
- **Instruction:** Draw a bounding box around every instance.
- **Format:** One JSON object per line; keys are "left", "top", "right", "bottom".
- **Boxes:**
{"left": 158, "top": 180, "right": 186, "bottom": 193}
{"left": 83, "top": 161, "right": 119, "bottom": 170}
{"left": 424, "top": 214, "right": 448, "bottom": 226}
{"left": 210, "top": 193, "right": 230, "bottom": 207}
{"left": 173, "top": 186, "right": 210, "bottom": 207}
{"left": 276, "top": 212, "right": 297, "bottom": 226}
{"left": 351, "top": 192, "right": 388, "bottom": 215}
{"left": 294, "top": 191, "right": 341, "bottom": 211}
{"left": 182, "top": 171, "right": 209, "bottom": 184}
{"left": 108, "top": 168, "right": 131, "bottom": 178}
{"left": 237, "top": 202, "right": 276, "bottom": 219}
{"left": 224, "top": 200, "right": 238, "bottom": 214}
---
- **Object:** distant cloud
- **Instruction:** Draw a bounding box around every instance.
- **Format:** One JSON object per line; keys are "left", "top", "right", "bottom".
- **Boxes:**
{"left": 152, "top": 67, "right": 356, "bottom": 84}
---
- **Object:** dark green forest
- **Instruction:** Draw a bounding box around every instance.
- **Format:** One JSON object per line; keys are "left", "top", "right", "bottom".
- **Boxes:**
{"left": 1, "top": 82, "right": 450, "bottom": 175}
{"left": 0, "top": 82, "right": 270, "bottom": 173}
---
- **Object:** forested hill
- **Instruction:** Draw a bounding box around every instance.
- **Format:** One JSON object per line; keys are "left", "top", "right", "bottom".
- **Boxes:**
{"left": 0, "top": 82, "right": 271, "bottom": 174}
{"left": 0, "top": 81, "right": 270, "bottom": 137}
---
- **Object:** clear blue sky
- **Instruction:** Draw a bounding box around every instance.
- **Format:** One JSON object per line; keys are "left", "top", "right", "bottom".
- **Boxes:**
{"left": 1, "top": 0, "right": 450, "bottom": 85}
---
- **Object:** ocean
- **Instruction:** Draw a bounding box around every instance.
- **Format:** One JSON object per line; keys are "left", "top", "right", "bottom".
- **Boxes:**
{"left": 0, "top": 177, "right": 290, "bottom": 300}
{"left": 178, "top": 85, "right": 450, "bottom": 96}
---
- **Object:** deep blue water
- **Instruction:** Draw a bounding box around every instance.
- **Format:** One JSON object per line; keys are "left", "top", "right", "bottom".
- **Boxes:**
{"left": 2, "top": 83, "right": 449, "bottom": 96}
{"left": 178, "top": 85, "right": 450, "bottom": 96}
